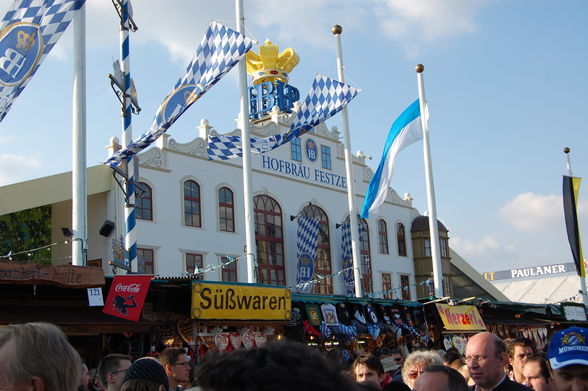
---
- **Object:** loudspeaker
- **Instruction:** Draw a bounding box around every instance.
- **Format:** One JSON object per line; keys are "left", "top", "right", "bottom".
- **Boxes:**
{"left": 99, "top": 220, "right": 115, "bottom": 237}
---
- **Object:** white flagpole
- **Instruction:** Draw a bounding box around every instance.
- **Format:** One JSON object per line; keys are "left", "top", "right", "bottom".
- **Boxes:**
{"left": 563, "top": 147, "right": 588, "bottom": 306}
{"left": 416, "top": 64, "right": 443, "bottom": 298}
{"left": 236, "top": 0, "right": 257, "bottom": 283}
{"left": 333, "top": 25, "right": 363, "bottom": 298}
{"left": 72, "top": 4, "right": 87, "bottom": 266}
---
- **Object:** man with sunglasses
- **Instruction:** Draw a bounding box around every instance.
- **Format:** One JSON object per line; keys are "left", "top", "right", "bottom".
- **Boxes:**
{"left": 465, "top": 332, "right": 531, "bottom": 391}
{"left": 97, "top": 353, "right": 132, "bottom": 391}
{"left": 159, "top": 347, "right": 191, "bottom": 391}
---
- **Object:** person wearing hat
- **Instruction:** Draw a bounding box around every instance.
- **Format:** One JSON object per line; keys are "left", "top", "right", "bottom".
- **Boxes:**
{"left": 546, "top": 327, "right": 588, "bottom": 391}
{"left": 121, "top": 358, "right": 169, "bottom": 391}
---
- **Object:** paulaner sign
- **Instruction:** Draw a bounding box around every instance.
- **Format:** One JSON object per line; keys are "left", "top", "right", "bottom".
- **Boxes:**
{"left": 482, "top": 262, "right": 576, "bottom": 281}
{"left": 191, "top": 282, "right": 291, "bottom": 320}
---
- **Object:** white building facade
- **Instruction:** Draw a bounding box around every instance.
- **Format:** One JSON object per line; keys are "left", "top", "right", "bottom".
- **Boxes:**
{"left": 102, "top": 111, "right": 420, "bottom": 299}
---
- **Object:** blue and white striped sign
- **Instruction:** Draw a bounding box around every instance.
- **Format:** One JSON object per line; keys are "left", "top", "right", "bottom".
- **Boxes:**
{"left": 0, "top": 0, "right": 85, "bottom": 122}
{"left": 106, "top": 21, "right": 254, "bottom": 167}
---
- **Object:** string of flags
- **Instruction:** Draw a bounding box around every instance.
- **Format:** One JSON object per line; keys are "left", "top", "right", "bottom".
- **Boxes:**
{"left": 183, "top": 255, "right": 244, "bottom": 278}
{"left": 549, "top": 292, "right": 583, "bottom": 304}
{"left": 289, "top": 267, "right": 354, "bottom": 290}
{"left": 367, "top": 278, "right": 432, "bottom": 299}
{"left": 0, "top": 240, "right": 70, "bottom": 260}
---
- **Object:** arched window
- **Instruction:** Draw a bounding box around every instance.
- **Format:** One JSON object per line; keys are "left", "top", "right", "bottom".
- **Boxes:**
{"left": 254, "top": 195, "right": 285, "bottom": 286}
{"left": 397, "top": 223, "right": 407, "bottom": 257}
{"left": 136, "top": 182, "right": 153, "bottom": 221}
{"left": 218, "top": 187, "right": 235, "bottom": 232}
{"left": 346, "top": 215, "right": 373, "bottom": 295}
{"left": 378, "top": 219, "right": 389, "bottom": 254}
{"left": 301, "top": 204, "right": 332, "bottom": 294}
{"left": 184, "top": 180, "right": 201, "bottom": 227}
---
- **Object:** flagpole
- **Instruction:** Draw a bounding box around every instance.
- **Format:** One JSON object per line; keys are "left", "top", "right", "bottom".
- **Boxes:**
{"left": 333, "top": 25, "right": 363, "bottom": 298}
{"left": 416, "top": 64, "right": 443, "bottom": 298}
{"left": 72, "top": 3, "right": 86, "bottom": 266}
{"left": 236, "top": 0, "right": 257, "bottom": 283}
{"left": 564, "top": 147, "right": 588, "bottom": 306}
{"left": 120, "top": 0, "right": 137, "bottom": 272}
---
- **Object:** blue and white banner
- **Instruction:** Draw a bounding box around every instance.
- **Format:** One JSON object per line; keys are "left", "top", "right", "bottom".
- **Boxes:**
{"left": 341, "top": 221, "right": 355, "bottom": 297}
{"left": 295, "top": 216, "right": 320, "bottom": 293}
{"left": 106, "top": 21, "right": 254, "bottom": 167}
{"left": 207, "top": 74, "right": 360, "bottom": 160}
{"left": 360, "top": 99, "right": 424, "bottom": 218}
{"left": 0, "top": 0, "right": 85, "bottom": 122}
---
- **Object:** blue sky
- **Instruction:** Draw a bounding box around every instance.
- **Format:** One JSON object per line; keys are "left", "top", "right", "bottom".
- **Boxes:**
{"left": 0, "top": 0, "right": 586, "bottom": 274}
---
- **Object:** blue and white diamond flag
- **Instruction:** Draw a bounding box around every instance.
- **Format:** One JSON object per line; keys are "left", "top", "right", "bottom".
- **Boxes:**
{"left": 106, "top": 21, "right": 254, "bottom": 167}
{"left": 207, "top": 74, "right": 361, "bottom": 160}
{"left": 296, "top": 216, "right": 320, "bottom": 293}
{"left": 0, "top": 0, "right": 85, "bottom": 123}
{"left": 341, "top": 220, "right": 367, "bottom": 296}
{"left": 341, "top": 221, "right": 355, "bottom": 297}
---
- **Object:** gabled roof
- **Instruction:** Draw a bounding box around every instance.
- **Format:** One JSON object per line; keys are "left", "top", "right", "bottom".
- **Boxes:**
{"left": 449, "top": 248, "right": 510, "bottom": 301}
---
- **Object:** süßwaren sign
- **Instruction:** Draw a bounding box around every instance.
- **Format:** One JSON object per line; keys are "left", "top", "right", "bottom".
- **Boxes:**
{"left": 191, "top": 282, "right": 291, "bottom": 320}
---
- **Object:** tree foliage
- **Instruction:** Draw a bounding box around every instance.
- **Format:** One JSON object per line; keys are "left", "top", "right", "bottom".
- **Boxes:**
{"left": 0, "top": 205, "right": 52, "bottom": 264}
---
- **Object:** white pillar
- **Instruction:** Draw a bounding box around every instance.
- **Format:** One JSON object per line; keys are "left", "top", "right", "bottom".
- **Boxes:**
{"left": 72, "top": 4, "right": 86, "bottom": 266}
{"left": 416, "top": 64, "right": 443, "bottom": 298}
{"left": 236, "top": 0, "right": 257, "bottom": 283}
{"left": 333, "top": 25, "right": 363, "bottom": 298}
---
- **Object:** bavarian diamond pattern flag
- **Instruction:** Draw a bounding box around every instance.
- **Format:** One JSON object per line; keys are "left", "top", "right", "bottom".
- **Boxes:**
{"left": 106, "top": 21, "right": 254, "bottom": 167}
{"left": 207, "top": 74, "right": 361, "bottom": 160}
{"left": 296, "top": 216, "right": 320, "bottom": 293}
{"left": 341, "top": 221, "right": 355, "bottom": 297}
{"left": 0, "top": 0, "right": 85, "bottom": 123}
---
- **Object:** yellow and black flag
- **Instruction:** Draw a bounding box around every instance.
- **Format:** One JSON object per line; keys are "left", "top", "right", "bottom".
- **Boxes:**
{"left": 563, "top": 175, "right": 585, "bottom": 277}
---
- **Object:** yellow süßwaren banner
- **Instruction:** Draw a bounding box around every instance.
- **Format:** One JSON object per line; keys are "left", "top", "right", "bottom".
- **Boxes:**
{"left": 436, "top": 303, "right": 486, "bottom": 332}
{"left": 191, "top": 282, "right": 291, "bottom": 320}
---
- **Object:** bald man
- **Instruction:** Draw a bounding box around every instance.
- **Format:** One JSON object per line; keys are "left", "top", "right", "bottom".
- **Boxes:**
{"left": 465, "top": 332, "right": 531, "bottom": 391}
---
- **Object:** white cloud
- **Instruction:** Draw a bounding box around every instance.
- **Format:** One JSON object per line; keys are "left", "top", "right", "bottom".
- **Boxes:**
{"left": 377, "top": 0, "right": 493, "bottom": 57}
{"left": 451, "top": 234, "right": 509, "bottom": 258}
{"left": 0, "top": 154, "right": 42, "bottom": 186}
{"left": 78, "top": 0, "right": 493, "bottom": 63}
{"left": 0, "top": 135, "right": 15, "bottom": 144}
{"left": 499, "top": 192, "right": 562, "bottom": 232}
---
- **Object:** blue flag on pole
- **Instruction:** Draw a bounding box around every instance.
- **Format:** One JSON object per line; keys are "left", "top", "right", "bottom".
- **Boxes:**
{"left": 360, "top": 99, "right": 424, "bottom": 218}
{"left": 207, "top": 74, "right": 360, "bottom": 160}
{"left": 105, "top": 21, "right": 254, "bottom": 167}
{"left": 0, "top": 0, "right": 85, "bottom": 123}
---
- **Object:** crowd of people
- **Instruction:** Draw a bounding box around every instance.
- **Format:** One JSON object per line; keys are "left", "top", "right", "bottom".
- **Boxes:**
{"left": 0, "top": 322, "right": 587, "bottom": 391}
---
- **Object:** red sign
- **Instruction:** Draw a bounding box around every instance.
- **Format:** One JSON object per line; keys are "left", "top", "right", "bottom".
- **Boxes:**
{"left": 103, "top": 275, "right": 152, "bottom": 322}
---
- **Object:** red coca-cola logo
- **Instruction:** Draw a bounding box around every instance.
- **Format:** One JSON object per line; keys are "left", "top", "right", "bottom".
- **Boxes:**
{"left": 115, "top": 283, "right": 141, "bottom": 293}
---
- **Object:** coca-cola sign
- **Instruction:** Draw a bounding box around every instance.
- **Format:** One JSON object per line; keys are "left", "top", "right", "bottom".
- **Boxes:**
{"left": 115, "top": 283, "right": 141, "bottom": 293}
{"left": 103, "top": 276, "right": 152, "bottom": 322}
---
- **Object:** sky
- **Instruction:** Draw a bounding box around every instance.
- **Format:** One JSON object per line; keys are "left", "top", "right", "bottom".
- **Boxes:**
{"left": 0, "top": 0, "right": 586, "bottom": 274}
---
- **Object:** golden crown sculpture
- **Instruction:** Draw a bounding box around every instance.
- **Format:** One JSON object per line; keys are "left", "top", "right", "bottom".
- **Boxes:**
{"left": 17, "top": 30, "right": 36, "bottom": 51}
{"left": 246, "top": 40, "right": 299, "bottom": 85}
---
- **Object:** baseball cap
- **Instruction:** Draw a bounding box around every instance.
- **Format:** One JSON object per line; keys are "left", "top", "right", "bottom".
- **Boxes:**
{"left": 547, "top": 326, "right": 588, "bottom": 369}
{"left": 124, "top": 357, "right": 169, "bottom": 389}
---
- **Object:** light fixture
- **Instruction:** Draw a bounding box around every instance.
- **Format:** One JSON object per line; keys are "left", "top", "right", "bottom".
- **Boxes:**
{"left": 290, "top": 202, "right": 312, "bottom": 221}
